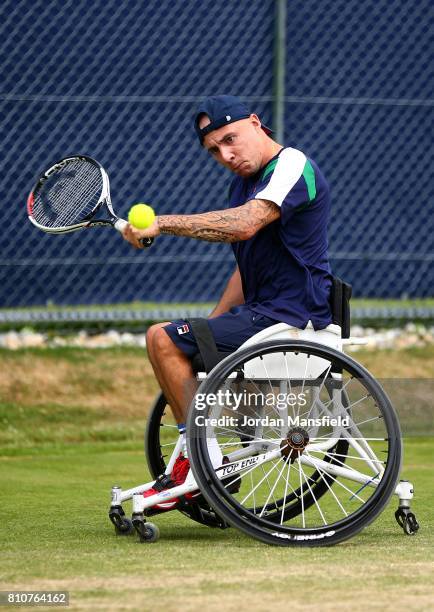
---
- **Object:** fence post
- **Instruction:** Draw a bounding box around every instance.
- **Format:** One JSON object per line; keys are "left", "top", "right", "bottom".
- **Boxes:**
{"left": 273, "top": 0, "right": 286, "bottom": 144}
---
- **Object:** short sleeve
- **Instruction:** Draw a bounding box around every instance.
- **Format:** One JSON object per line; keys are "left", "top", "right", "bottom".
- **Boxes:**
{"left": 255, "top": 148, "right": 316, "bottom": 211}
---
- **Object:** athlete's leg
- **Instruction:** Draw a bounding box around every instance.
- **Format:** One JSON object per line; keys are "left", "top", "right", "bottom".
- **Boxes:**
{"left": 144, "top": 323, "right": 198, "bottom": 511}
{"left": 146, "top": 322, "right": 195, "bottom": 424}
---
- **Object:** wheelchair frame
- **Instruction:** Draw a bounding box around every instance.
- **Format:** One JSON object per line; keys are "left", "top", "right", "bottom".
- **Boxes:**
{"left": 109, "top": 322, "right": 419, "bottom": 545}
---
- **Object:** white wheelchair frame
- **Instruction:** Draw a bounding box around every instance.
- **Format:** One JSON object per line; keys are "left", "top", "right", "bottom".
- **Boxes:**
{"left": 109, "top": 322, "right": 418, "bottom": 544}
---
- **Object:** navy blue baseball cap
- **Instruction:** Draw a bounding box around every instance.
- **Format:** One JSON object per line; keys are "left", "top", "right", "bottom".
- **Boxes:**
{"left": 194, "top": 95, "right": 273, "bottom": 145}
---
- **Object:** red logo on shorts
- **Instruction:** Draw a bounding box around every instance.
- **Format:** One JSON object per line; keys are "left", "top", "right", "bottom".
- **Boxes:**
{"left": 177, "top": 324, "right": 189, "bottom": 335}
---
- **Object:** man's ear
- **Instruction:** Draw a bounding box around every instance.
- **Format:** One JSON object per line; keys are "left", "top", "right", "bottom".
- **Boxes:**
{"left": 249, "top": 113, "right": 262, "bottom": 131}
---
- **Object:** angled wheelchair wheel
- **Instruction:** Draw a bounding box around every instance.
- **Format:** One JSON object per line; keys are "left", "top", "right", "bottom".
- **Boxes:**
{"left": 144, "top": 391, "right": 229, "bottom": 529}
{"left": 145, "top": 392, "right": 178, "bottom": 477}
{"left": 187, "top": 340, "right": 402, "bottom": 547}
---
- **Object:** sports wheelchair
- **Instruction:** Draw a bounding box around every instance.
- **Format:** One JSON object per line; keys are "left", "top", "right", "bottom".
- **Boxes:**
{"left": 109, "top": 281, "right": 419, "bottom": 547}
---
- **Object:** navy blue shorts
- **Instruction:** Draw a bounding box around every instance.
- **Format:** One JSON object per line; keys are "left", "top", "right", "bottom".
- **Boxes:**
{"left": 163, "top": 305, "right": 278, "bottom": 358}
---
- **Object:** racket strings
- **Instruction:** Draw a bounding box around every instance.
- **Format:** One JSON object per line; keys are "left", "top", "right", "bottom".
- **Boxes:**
{"left": 32, "top": 160, "right": 103, "bottom": 228}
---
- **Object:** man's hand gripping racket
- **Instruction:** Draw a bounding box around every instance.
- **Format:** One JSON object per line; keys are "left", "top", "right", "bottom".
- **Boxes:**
{"left": 27, "top": 155, "right": 153, "bottom": 247}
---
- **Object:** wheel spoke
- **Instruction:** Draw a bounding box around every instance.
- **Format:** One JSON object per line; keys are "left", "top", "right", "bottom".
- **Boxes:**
{"left": 298, "top": 459, "right": 327, "bottom": 525}
{"left": 240, "top": 456, "right": 285, "bottom": 505}
{"left": 280, "top": 459, "right": 293, "bottom": 525}
{"left": 297, "top": 456, "right": 306, "bottom": 528}
{"left": 304, "top": 450, "right": 348, "bottom": 518}
{"left": 309, "top": 448, "right": 386, "bottom": 465}
{"left": 304, "top": 364, "right": 332, "bottom": 420}
{"left": 259, "top": 456, "right": 290, "bottom": 517}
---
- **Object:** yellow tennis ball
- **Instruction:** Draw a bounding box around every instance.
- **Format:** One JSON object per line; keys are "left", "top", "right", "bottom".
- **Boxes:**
{"left": 128, "top": 203, "right": 155, "bottom": 229}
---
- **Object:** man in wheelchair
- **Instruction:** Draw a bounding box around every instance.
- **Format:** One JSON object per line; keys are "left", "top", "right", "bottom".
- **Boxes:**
{"left": 122, "top": 94, "right": 334, "bottom": 513}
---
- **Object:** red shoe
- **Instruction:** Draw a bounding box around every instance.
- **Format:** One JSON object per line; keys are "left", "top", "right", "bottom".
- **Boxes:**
{"left": 143, "top": 453, "right": 200, "bottom": 514}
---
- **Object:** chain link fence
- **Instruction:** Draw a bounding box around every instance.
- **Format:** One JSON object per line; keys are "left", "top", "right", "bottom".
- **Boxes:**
{"left": 0, "top": 0, "right": 432, "bottom": 310}
{"left": 283, "top": 0, "right": 433, "bottom": 300}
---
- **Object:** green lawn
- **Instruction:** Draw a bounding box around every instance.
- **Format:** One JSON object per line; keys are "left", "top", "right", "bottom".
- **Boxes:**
{"left": 1, "top": 440, "right": 433, "bottom": 611}
{"left": 0, "top": 347, "right": 433, "bottom": 610}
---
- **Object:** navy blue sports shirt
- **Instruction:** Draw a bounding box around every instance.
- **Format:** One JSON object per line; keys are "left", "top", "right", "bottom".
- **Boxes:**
{"left": 229, "top": 147, "right": 333, "bottom": 330}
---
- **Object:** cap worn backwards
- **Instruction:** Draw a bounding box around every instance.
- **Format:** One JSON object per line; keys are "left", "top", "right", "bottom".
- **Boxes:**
{"left": 194, "top": 95, "right": 272, "bottom": 145}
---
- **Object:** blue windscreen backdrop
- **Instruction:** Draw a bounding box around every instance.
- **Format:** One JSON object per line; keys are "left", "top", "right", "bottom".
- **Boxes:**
{"left": 0, "top": 0, "right": 432, "bottom": 306}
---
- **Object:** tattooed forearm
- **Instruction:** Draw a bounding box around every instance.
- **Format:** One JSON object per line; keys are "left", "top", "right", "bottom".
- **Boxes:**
{"left": 156, "top": 199, "right": 280, "bottom": 242}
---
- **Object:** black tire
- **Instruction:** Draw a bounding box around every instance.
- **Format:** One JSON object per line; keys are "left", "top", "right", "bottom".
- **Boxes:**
{"left": 144, "top": 391, "right": 229, "bottom": 529}
{"left": 187, "top": 340, "right": 402, "bottom": 547}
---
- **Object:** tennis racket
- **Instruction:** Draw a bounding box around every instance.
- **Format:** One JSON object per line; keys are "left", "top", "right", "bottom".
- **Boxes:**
{"left": 27, "top": 155, "right": 153, "bottom": 247}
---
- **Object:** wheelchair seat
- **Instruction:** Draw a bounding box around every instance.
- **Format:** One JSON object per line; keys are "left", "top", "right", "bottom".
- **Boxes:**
{"left": 190, "top": 321, "right": 343, "bottom": 377}
{"left": 239, "top": 321, "right": 343, "bottom": 351}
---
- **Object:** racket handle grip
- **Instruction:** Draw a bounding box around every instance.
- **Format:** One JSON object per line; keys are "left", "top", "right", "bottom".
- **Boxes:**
{"left": 115, "top": 218, "right": 154, "bottom": 249}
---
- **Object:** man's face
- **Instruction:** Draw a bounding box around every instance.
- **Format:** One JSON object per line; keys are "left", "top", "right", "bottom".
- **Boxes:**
{"left": 200, "top": 114, "right": 265, "bottom": 177}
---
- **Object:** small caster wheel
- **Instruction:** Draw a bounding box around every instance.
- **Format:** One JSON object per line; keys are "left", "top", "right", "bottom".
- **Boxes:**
{"left": 395, "top": 508, "right": 419, "bottom": 535}
{"left": 132, "top": 516, "right": 160, "bottom": 543}
{"left": 403, "top": 512, "right": 419, "bottom": 536}
{"left": 109, "top": 507, "right": 134, "bottom": 535}
{"left": 115, "top": 517, "right": 134, "bottom": 536}
{"left": 142, "top": 522, "right": 160, "bottom": 543}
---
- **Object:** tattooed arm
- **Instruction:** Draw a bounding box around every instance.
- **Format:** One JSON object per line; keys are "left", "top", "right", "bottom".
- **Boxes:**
{"left": 122, "top": 199, "right": 280, "bottom": 248}
{"left": 157, "top": 199, "right": 280, "bottom": 242}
